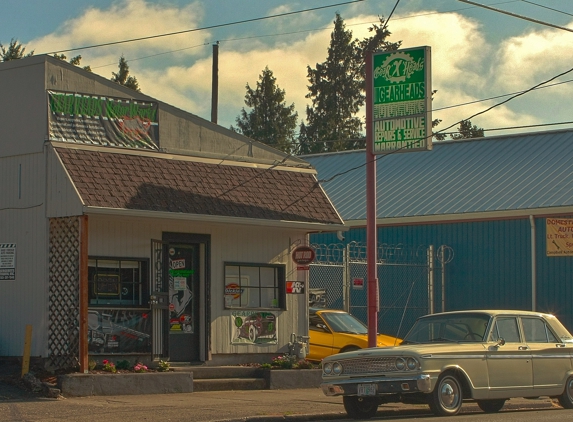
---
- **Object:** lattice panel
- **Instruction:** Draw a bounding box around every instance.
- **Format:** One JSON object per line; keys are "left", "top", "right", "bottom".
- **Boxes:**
{"left": 48, "top": 217, "right": 80, "bottom": 370}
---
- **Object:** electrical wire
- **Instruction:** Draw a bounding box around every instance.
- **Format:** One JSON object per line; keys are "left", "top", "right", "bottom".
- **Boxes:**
{"left": 43, "top": 0, "right": 366, "bottom": 55}
{"left": 458, "top": 0, "right": 573, "bottom": 33}
{"left": 520, "top": 0, "right": 573, "bottom": 17}
{"left": 315, "top": 63, "right": 573, "bottom": 185}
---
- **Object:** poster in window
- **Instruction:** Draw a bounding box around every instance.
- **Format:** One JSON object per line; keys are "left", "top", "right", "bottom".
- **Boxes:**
{"left": 95, "top": 274, "right": 120, "bottom": 296}
{"left": 231, "top": 311, "right": 277, "bottom": 345}
{"left": 88, "top": 309, "right": 151, "bottom": 354}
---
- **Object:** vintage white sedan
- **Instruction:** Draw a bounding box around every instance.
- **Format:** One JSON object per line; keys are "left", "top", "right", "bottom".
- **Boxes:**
{"left": 320, "top": 310, "right": 573, "bottom": 418}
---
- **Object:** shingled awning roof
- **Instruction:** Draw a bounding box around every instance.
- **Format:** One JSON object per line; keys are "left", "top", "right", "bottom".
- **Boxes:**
{"left": 55, "top": 146, "right": 343, "bottom": 226}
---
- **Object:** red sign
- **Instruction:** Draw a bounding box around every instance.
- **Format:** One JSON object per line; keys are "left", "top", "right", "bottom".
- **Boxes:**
{"left": 291, "top": 246, "right": 315, "bottom": 265}
{"left": 353, "top": 278, "right": 364, "bottom": 289}
{"left": 286, "top": 281, "right": 305, "bottom": 294}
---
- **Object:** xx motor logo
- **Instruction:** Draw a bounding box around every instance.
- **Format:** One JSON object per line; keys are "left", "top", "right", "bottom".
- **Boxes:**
{"left": 375, "top": 51, "right": 424, "bottom": 84}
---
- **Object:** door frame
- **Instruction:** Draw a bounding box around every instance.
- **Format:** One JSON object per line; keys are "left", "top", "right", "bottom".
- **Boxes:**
{"left": 162, "top": 232, "right": 211, "bottom": 363}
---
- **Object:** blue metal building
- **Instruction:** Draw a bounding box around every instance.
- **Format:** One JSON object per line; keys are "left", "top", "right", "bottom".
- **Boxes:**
{"left": 304, "top": 129, "right": 573, "bottom": 331}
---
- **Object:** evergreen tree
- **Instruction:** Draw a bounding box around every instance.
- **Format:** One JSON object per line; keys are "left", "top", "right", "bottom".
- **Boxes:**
{"left": 111, "top": 55, "right": 140, "bottom": 92}
{"left": 450, "top": 119, "right": 484, "bottom": 139}
{"left": 298, "top": 14, "right": 399, "bottom": 154}
{"left": 0, "top": 38, "right": 33, "bottom": 61}
{"left": 53, "top": 53, "right": 92, "bottom": 72}
{"left": 232, "top": 67, "right": 297, "bottom": 154}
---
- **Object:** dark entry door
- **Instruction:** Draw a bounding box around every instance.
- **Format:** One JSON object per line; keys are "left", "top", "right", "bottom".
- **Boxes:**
{"left": 167, "top": 244, "right": 200, "bottom": 362}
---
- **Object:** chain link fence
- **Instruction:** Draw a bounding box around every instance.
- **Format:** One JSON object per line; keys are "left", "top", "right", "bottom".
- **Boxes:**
{"left": 309, "top": 242, "right": 453, "bottom": 339}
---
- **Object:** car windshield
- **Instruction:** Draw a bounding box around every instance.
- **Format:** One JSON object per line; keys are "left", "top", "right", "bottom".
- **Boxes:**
{"left": 321, "top": 312, "right": 368, "bottom": 334}
{"left": 402, "top": 313, "right": 491, "bottom": 344}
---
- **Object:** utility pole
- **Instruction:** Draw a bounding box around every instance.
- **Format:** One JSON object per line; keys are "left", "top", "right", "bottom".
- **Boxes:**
{"left": 211, "top": 41, "right": 219, "bottom": 124}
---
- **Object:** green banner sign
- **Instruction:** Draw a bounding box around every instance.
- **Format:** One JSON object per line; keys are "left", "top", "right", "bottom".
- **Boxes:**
{"left": 372, "top": 46, "right": 432, "bottom": 154}
{"left": 48, "top": 91, "right": 159, "bottom": 150}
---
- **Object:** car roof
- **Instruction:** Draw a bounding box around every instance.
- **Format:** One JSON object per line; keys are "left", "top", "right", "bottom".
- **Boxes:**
{"left": 419, "top": 309, "right": 557, "bottom": 319}
{"left": 309, "top": 307, "right": 347, "bottom": 315}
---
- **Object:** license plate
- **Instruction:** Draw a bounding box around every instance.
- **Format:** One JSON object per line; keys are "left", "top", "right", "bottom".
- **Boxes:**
{"left": 357, "top": 383, "right": 376, "bottom": 396}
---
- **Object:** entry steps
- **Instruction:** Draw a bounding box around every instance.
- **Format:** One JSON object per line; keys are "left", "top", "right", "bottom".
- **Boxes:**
{"left": 169, "top": 365, "right": 267, "bottom": 392}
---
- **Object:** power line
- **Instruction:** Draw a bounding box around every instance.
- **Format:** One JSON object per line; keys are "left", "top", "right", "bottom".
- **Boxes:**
{"left": 43, "top": 0, "right": 365, "bottom": 55}
{"left": 315, "top": 63, "right": 573, "bottom": 185}
{"left": 458, "top": 0, "right": 573, "bottom": 33}
{"left": 520, "top": 0, "right": 573, "bottom": 17}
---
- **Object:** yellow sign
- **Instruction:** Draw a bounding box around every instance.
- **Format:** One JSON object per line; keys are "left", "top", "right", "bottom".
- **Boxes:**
{"left": 546, "top": 218, "right": 573, "bottom": 256}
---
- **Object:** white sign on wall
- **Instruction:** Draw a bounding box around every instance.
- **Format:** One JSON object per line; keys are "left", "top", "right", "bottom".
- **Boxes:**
{"left": 0, "top": 243, "right": 16, "bottom": 281}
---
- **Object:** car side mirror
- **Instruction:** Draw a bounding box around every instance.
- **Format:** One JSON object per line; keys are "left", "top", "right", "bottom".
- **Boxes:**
{"left": 495, "top": 338, "right": 506, "bottom": 347}
{"left": 317, "top": 323, "right": 330, "bottom": 333}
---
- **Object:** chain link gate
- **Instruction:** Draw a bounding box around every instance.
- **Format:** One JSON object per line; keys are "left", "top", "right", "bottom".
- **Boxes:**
{"left": 309, "top": 242, "right": 453, "bottom": 339}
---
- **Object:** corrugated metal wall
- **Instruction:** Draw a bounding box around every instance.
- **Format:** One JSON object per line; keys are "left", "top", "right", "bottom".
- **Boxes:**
{"left": 311, "top": 216, "right": 573, "bottom": 332}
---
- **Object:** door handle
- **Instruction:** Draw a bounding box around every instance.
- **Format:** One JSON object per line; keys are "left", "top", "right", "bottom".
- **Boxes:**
{"left": 518, "top": 346, "right": 529, "bottom": 350}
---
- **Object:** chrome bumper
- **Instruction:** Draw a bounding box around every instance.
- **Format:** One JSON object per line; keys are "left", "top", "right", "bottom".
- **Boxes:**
{"left": 321, "top": 374, "right": 431, "bottom": 396}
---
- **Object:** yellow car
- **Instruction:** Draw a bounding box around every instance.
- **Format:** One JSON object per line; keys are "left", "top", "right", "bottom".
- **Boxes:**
{"left": 307, "top": 307, "right": 401, "bottom": 362}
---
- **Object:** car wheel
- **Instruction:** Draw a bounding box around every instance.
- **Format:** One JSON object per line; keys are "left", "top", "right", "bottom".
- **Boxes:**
{"left": 343, "top": 396, "right": 378, "bottom": 419}
{"left": 558, "top": 376, "right": 573, "bottom": 409}
{"left": 340, "top": 346, "right": 360, "bottom": 354}
{"left": 248, "top": 325, "right": 257, "bottom": 342}
{"left": 476, "top": 399, "right": 505, "bottom": 413}
{"left": 428, "top": 373, "right": 463, "bottom": 416}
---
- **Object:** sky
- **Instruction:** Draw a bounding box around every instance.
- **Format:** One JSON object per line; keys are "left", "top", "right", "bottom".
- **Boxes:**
{"left": 1, "top": 0, "right": 573, "bottom": 139}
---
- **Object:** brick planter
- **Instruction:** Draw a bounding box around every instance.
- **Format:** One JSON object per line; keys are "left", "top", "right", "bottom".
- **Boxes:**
{"left": 265, "top": 369, "right": 322, "bottom": 390}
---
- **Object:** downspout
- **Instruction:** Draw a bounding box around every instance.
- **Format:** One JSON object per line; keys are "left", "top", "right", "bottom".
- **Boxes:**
{"left": 529, "top": 215, "right": 536, "bottom": 311}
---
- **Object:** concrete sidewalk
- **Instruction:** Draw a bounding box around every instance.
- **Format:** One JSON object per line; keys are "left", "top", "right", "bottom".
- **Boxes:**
{"left": 0, "top": 383, "right": 560, "bottom": 422}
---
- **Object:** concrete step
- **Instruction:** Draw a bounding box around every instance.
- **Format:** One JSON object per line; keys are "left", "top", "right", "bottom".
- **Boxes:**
{"left": 169, "top": 365, "right": 268, "bottom": 391}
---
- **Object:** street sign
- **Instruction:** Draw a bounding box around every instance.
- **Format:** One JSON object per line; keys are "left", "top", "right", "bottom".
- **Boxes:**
{"left": 371, "top": 46, "right": 432, "bottom": 154}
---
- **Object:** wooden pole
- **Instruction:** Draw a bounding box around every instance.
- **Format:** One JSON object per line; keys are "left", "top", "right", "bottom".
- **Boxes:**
{"left": 21, "top": 324, "right": 32, "bottom": 377}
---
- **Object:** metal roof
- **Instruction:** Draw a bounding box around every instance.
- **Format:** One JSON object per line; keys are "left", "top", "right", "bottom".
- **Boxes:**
{"left": 303, "top": 129, "right": 573, "bottom": 222}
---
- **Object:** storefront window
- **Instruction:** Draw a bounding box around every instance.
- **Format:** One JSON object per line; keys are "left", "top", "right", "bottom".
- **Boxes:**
{"left": 224, "top": 263, "right": 285, "bottom": 309}
{"left": 88, "top": 258, "right": 149, "bottom": 307}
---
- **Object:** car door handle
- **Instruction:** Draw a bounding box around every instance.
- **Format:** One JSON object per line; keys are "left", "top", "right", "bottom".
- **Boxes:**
{"left": 557, "top": 343, "right": 566, "bottom": 348}
{"left": 518, "top": 346, "right": 529, "bottom": 350}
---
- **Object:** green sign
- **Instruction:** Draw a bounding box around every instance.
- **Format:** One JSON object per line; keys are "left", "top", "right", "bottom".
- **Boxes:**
{"left": 372, "top": 46, "right": 432, "bottom": 153}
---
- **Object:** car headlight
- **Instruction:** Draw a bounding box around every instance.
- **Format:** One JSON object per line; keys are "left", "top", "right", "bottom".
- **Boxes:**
{"left": 407, "top": 357, "right": 419, "bottom": 370}
{"left": 395, "top": 357, "right": 406, "bottom": 370}
{"left": 333, "top": 362, "right": 343, "bottom": 375}
{"left": 323, "top": 362, "right": 332, "bottom": 375}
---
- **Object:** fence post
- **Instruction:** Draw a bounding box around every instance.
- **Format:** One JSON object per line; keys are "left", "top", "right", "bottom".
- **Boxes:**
{"left": 343, "top": 243, "right": 350, "bottom": 312}
{"left": 441, "top": 246, "right": 446, "bottom": 312}
{"left": 428, "top": 245, "right": 434, "bottom": 314}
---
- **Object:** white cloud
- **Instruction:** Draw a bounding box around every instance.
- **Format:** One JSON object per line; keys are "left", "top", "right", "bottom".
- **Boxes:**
{"left": 25, "top": 1, "right": 566, "bottom": 135}
{"left": 494, "top": 22, "right": 573, "bottom": 92}
{"left": 29, "top": 0, "right": 208, "bottom": 59}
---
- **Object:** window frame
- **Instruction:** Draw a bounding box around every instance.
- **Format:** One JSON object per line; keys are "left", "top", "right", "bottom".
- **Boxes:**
{"left": 223, "top": 262, "right": 286, "bottom": 310}
{"left": 88, "top": 256, "right": 150, "bottom": 308}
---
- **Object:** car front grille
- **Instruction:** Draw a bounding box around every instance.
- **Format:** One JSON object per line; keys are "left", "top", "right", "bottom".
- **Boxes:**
{"left": 336, "top": 357, "right": 398, "bottom": 375}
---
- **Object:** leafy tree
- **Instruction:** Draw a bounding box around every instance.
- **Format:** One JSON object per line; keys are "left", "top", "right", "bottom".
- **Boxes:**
{"left": 0, "top": 38, "right": 33, "bottom": 61}
{"left": 232, "top": 66, "right": 297, "bottom": 153}
{"left": 298, "top": 14, "right": 399, "bottom": 154}
{"left": 450, "top": 119, "right": 484, "bottom": 139}
{"left": 111, "top": 55, "right": 140, "bottom": 92}
{"left": 53, "top": 53, "right": 92, "bottom": 72}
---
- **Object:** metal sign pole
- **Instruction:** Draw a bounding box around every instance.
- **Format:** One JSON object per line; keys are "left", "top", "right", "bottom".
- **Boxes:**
{"left": 366, "top": 52, "right": 379, "bottom": 347}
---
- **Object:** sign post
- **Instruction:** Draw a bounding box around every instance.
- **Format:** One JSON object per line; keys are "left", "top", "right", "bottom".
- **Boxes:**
{"left": 366, "top": 46, "right": 432, "bottom": 347}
